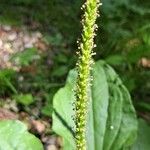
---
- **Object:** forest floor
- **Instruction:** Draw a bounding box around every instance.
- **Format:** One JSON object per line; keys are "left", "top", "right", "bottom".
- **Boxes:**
{"left": 0, "top": 24, "right": 62, "bottom": 150}
{"left": 0, "top": 25, "right": 47, "bottom": 69}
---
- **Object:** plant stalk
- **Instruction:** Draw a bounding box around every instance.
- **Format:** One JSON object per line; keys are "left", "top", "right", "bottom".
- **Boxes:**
{"left": 75, "top": 0, "right": 100, "bottom": 149}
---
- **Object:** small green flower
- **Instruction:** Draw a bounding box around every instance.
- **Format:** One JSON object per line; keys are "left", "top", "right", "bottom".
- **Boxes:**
{"left": 75, "top": 0, "right": 100, "bottom": 149}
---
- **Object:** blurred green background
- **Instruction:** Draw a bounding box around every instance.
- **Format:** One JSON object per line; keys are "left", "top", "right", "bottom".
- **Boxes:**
{"left": 0, "top": 0, "right": 150, "bottom": 120}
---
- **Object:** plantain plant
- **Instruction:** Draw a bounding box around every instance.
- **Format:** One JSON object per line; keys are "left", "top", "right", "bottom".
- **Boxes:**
{"left": 0, "top": 120, "right": 43, "bottom": 150}
{"left": 52, "top": 0, "right": 138, "bottom": 150}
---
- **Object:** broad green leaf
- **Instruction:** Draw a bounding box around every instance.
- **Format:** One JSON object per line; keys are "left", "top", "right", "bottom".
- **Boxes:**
{"left": 103, "top": 84, "right": 123, "bottom": 150}
{"left": 52, "top": 70, "right": 76, "bottom": 149}
{"left": 0, "top": 120, "right": 43, "bottom": 150}
{"left": 131, "top": 119, "right": 150, "bottom": 150}
{"left": 52, "top": 60, "right": 137, "bottom": 150}
{"left": 103, "top": 64, "right": 137, "bottom": 150}
{"left": 88, "top": 61, "right": 109, "bottom": 150}
{"left": 111, "top": 85, "right": 137, "bottom": 149}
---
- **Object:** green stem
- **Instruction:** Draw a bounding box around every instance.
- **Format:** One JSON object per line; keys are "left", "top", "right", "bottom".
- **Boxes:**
{"left": 75, "top": 0, "right": 100, "bottom": 149}
{"left": 4, "top": 77, "right": 18, "bottom": 94}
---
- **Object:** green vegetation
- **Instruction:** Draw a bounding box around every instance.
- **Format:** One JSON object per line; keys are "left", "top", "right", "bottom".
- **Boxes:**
{"left": 0, "top": 120, "right": 43, "bottom": 150}
{"left": 74, "top": 0, "right": 100, "bottom": 149}
{"left": 52, "top": 61, "right": 137, "bottom": 150}
{"left": 0, "top": 0, "right": 149, "bottom": 149}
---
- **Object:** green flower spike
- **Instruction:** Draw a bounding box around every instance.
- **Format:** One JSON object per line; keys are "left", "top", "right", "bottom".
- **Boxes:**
{"left": 75, "top": 0, "right": 101, "bottom": 150}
